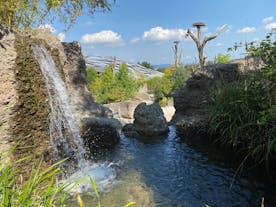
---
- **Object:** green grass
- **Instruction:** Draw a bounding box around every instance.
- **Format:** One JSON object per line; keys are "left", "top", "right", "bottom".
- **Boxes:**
{"left": 0, "top": 149, "right": 135, "bottom": 207}
{"left": 207, "top": 76, "right": 276, "bottom": 170}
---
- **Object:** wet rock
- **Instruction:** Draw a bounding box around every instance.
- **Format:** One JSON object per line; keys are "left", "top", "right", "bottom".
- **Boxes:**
{"left": 80, "top": 117, "right": 121, "bottom": 150}
{"left": 122, "top": 102, "right": 168, "bottom": 138}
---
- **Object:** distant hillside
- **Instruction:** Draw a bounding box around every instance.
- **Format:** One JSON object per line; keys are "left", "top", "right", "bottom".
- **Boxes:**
{"left": 153, "top": 64, "right": 171, "bottom": 69}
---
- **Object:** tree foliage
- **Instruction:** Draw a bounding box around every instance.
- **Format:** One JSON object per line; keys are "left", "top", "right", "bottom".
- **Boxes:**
{"left": 138, "top": 61, "right": 154, "bottom": 69}
{"left": 88, "top": 64, "right": 138, "bottom": 104}
{"left": 217, "top": 53, "right": 231, "bottom": 63}
{"left": 147, "top": 66, "right": 192, "bottom": 106}
{"left": 0, "top": 0, "right": 112, "bottom": 29}
{"left": 86, "top": 66, "right": 98, "bottom": 83}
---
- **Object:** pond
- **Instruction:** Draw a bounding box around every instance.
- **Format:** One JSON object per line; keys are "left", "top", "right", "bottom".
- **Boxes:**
{"left": 67, "top": 126, "right": 276, "bottom": 207}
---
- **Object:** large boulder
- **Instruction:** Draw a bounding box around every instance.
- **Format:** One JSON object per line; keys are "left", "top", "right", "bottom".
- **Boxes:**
{"left": 122, "top": 102, "right": 169, "bottom": 138}
{"left": 171, "top": 63, "right": 241, "bottom": 136}
{"left": 80, "top": 117, "right": 121, "bottom": 151}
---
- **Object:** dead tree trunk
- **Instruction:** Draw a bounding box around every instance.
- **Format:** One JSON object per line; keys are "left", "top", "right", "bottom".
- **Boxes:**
{"left": 173, "top": 40, "right": 181, "bottom": 68}
{"left": 186, "top": 22, "right": 226, "bottom": 69}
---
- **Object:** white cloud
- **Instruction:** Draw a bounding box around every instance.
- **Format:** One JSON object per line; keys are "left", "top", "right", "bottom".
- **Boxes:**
{"left": 262, "top": 16, "right": 274, "bottom": 24}
{"left": 130, "top": 37, "right": 140, "bottom": 43}
{"left": 80, "top": 30, "right": 124, "bottom": 45}
{"left": 142, "top": 26, "right": 187, "bottom": 42}
{"left": 265, "top": 22, "right": 276, "bottom": 30}
{"left": 39, "top": 24, "right": 56, "bottom": 33}
{"left": 237, "top": 27, "right": 256, "bottom": 34}
{"left": 57, "top": 33, "right": 65, "bottom": 41}
{"left": 215, "top": 43, "right": 222, "bottom": 46}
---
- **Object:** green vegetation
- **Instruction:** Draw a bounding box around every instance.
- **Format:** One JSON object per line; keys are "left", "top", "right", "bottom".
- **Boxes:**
{"left": 0, "top": 150, "right": 135, "bottom": 207}
{"left": 147, "top": 66, "right": 192, "bottom": 106}
{"left": 0, "top": 151, "right": 69, "bottom": 206}
{"left": 86, "top": 67, "right": 98, "bottom": 83}
{"left": 208, "top": 32, "right": 276, "bottom": 169}
{"left": 217, "top": 53, "right": 231, "bottom": 63}
{"left": 0, "top": 0, "right": 111, "bottom": 29}
{"left": 88, "top": 63, "right": 139, "bottom": 104}
{"left": 138, "top": 61, "right": 154, "bottom": 69}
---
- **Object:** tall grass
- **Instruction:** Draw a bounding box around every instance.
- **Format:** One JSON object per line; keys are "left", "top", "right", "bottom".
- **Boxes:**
{"left": 0, "top": 150, "right": 71, "bottom": 206}
{"left": 0, "top": 150, "right": 136, "bottom": 207}
{"left": 208, "top": 75, "right": 276, "bottom": 169}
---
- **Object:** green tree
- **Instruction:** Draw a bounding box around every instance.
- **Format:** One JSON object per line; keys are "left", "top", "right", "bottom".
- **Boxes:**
{"left": 86, "top": 67, "right": 98, "bottom": 83}
{"left": 89, "top": 65, "right": 115, "bottom": 103}
{"left": 138, "top": 61, "right": 154, "bottom": 69}
{"left": 116, "top": 63, "right": 138, "bottom": 100}
{"left": 0, "top": 0, "right": 112, "bottom": 29}
{"left": 217, "top": 53, "right": 231, "bottom": 63}
{"left": 88, "top": 64, "right": 139, "bottom": 104}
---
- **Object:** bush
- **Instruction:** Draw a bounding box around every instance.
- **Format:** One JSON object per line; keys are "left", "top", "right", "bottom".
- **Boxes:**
{"left": 208, "top": 33, "right": 276, "bottom": 168}
{"left": 147, "top": 66, "right": 191, "bottom": 105}
{"left": 89, "top": 64, "right": 139, "bottom": 104}
{"left": 217, "top": 53, "right": 231, "bottom": 63}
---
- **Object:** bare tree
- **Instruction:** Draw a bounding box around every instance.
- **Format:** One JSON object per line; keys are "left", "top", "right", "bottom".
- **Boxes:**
{"left": 186, "top": 22, "right": 227, "bottom": 68}
{"left": 172, "top": 40, "right": 182, "bottom": 68}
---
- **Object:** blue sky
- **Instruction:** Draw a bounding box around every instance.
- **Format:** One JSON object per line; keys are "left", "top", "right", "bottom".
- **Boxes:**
{"left": 49, "top": 0, "right": 276, "bottom": 65}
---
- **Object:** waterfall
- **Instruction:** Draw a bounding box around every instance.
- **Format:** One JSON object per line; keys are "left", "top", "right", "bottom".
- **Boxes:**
{"left": 32, "top": 45, "right": 86, "bottom": 167}
{"left": 32, "top": 44, "right": 117, "bottom": 193}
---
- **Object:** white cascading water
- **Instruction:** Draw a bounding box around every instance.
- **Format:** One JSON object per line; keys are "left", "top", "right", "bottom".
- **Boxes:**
{"left": 32, "top": 45, "right": 116, "bottom": 192}
{"left": 32, "top": 44, "right": 86, "bottom": 168}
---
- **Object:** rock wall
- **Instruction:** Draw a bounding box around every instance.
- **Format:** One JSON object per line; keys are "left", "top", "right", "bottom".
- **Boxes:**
{"left": 0, "top": 27, "right": 17, "bottom": 153}
{"left": 172, "top": 63, "right": 241, "bottom": 136}
{"left": 0, "top": 26, "right": 121, "bottom": 164}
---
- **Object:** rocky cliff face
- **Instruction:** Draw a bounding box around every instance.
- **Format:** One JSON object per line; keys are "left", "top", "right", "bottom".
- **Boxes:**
{"left": 0, "top": 26, "right": 121, "bottom": 164}
{"left": 172, "top": 63, "right": 241, "bottom": 136}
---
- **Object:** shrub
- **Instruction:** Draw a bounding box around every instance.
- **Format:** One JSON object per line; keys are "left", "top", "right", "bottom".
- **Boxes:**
{"left": 147, "top": 66, "right": 191, "bottom": 105}
{"left": 217, "top": 53, "right": 231, "bottom": 63}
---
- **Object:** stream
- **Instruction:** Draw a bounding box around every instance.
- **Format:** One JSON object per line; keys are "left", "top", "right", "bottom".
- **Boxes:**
{"left": 67, "top": 126, "right": 276, "bottom": 207}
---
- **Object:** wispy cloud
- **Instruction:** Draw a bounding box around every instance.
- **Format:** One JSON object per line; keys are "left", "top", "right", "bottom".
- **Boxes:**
{"left": 142, "top": 26, "right": 188, "bottom": 42}
{"left": 237, "top": 27, "right": 256, "bottom": 34}
{"left": 215, "top": 43, "right": 222, "bottom": 46}
{"left": 265, "top": 22, "right": 276, "bottom": 30}
{"left": 80, "top": 30, "right": 124, "bottom": 46}
{"left": 130, "top": 37, "right": 140, "bottom": 43}
{"left": 262, "top": 16, "right": 274, "bottom": 24}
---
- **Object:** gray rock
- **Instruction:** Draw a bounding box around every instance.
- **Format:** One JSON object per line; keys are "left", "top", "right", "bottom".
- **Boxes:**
{"left": 172, "top": 63, "right": 241, "bottom": 136}
{"left": 80, "top": 117, "right": 121, "bottom": 150}
{"left": 122, "top": 102, "right": 168, "bottom": 138}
